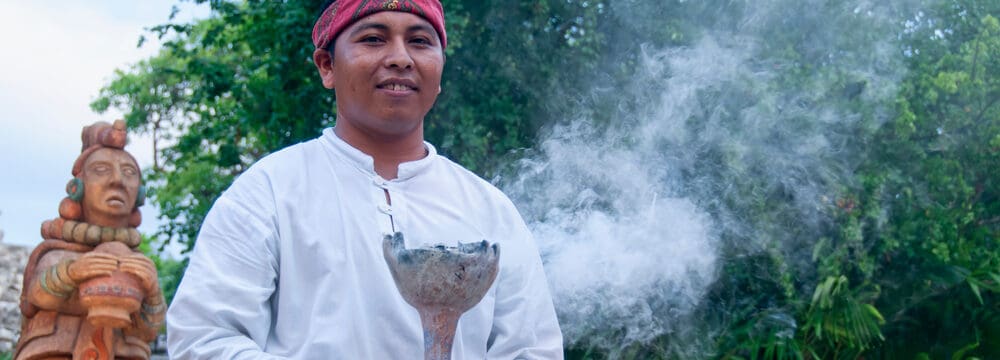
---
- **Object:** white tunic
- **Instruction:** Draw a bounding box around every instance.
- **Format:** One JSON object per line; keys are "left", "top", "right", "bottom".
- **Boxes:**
{"left": 166, "top": 128, "right": 563, "bottom": 359}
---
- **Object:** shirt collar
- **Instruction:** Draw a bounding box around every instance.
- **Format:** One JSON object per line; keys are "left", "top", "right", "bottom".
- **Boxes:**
{"left": 321, "top": 128, "right": 437, "bottom": 182}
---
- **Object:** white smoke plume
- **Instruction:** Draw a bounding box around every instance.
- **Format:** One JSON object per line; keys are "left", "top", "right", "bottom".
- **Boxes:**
{"left": 501, "top": 0, "right": 928, "bottom": 356}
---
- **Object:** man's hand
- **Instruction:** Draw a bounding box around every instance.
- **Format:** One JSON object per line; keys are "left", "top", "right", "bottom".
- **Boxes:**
{"left": 119, "top": 254, "right": 160, "bottom": 294}
{"left": 67, "top": 252, "right": 118, "bottom": 283}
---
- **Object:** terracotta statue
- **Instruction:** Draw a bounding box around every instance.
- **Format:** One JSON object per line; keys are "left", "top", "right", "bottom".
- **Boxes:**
{"left": 15, "top": 120, "right": 165, "bottom": 360}
{"left": 383, "top": 233, "right": 500, "bottom": 360}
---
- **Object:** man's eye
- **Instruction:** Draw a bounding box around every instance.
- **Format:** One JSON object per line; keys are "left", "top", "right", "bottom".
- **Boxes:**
{"left": 361, "top": 35, "right": 382, "bottom": 43}
{"left": 411, "top": 37, "right": 431, "bottom": 45}
{"left": 93, "top": 165, "right": 110, "bottom": 173}
{"left": 123, "top": 167, "right": 138, "bottom": 176}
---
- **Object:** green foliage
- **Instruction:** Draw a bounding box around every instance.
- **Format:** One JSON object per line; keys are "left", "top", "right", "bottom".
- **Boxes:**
{"left": 429, "top": 0, "right": 612, "bottom": 173}
{"left": 854, "top": 2, "right": 1000, "bottom": 357}
{"left": 719, "top": 311, "right": 808, "bottom": 360}
{"left": 697, "top": 0, "right": 1000, "bottom": 357}
{"left": 801, "top": 276, "right": 884, "bottom": 358}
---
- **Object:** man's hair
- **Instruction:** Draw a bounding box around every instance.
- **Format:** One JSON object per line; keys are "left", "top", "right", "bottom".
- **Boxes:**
{"left": 317, "top": 0, "right": 337, "bottom": 23}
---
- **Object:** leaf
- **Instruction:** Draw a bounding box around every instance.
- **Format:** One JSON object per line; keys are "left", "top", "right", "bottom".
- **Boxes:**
{"left": 812, "top": 237, "right": 829, "bottom": 261}
{"left": 863, "top": 304, "right": 885, "bottom": 324}
{"left": 968, "top": 279, "right": 984, "bottom": 305}
{"left": 951, "top": 339, "right": 980, "bottom": 360}
{"left": 811, "top": 280, "right": 826, "bottom": 307}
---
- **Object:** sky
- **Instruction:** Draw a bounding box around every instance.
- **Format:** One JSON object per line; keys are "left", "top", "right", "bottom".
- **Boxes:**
{"left": 0, "top": 1, "right": 209, "bottom": 249}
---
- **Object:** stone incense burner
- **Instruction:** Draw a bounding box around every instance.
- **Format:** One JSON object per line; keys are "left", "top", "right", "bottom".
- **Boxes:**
{"left": 382, "top": 232, "right": 500, "bottom": 360}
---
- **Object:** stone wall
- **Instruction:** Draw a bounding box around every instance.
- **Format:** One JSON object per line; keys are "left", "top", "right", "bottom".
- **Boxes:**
{"left": 0, "top": 242, "right": 30, "bottom": 352}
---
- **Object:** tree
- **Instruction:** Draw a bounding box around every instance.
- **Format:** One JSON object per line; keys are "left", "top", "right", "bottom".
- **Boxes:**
{"left": 856, "top": 2, "right": 1000, "bottom": 356}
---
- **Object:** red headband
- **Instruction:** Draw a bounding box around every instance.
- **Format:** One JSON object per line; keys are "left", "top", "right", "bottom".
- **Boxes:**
{"left": 312, "top": 0, "right": 447, "bottom": 50}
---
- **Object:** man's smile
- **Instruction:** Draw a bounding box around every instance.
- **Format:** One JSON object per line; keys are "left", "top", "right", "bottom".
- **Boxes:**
{"left": 376, "top": 78, "right": 419, "bottom": 92}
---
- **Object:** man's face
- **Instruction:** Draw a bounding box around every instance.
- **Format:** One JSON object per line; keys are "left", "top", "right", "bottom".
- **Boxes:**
{"left": 321, "top": 11, "right": 444, "bottom": 140}
{"left": 80, "top": 148, "right": 141, "bottom": 227}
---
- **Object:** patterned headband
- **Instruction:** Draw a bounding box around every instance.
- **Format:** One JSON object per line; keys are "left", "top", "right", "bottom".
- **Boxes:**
{"left": 312, "top": 0, "right": 447, "bottom": 50}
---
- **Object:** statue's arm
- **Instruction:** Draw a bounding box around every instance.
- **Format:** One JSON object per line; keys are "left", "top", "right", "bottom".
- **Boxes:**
{"left": 26, "top": 249, "right": 117, "bottom": 312}
{"left": 119, "top": 253, "right": 166, "bottom": 342}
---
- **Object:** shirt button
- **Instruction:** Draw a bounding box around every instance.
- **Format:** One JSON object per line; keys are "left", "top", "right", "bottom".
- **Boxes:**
{"left": 373, "top": 178, "right": 388, "bottom": 188}
{"left": 378, "top": 204, "right": 393, "bottom": 215}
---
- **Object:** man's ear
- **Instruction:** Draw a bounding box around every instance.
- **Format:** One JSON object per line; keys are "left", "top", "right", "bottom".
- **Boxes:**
{"left": 313, "top": 48, "right": 336, "bottom": 89}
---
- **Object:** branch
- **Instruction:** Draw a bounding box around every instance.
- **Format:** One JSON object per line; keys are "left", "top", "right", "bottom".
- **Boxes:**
{"left": 968, "top": 181, "right": 985, "bottom": 207}
{"left": 969, "top": 35, "right": 981, "bottom": 87}
{"left": 973, "top": 95, "right": 1000, "bottom": 124}
{"left": 153, "top": 117, "right": 161, "bottom": 171}
{"left": 978, "top": 216, "right": 1000, "bottom": 226}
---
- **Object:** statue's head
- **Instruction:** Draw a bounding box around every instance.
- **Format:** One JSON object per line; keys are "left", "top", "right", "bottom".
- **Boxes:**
{"left": 76, "top": 147, "right": 141, "bottom": 227}
{"left": 62, "top": 120, "right": 144, "bottom": 228}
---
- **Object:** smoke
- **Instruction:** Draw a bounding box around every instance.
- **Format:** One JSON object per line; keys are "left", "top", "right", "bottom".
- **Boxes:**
{"left": 507, "top": 118, "right": 717, "bottom": 348}
{"left": 501, "top": 0, "right": 927, "bottom": 356}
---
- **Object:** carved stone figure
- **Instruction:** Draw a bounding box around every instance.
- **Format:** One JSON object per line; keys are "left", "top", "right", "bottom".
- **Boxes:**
{"left": 383, "top": 233, "right": 500, "bottom": 360}
{"left": 14, "top": 120, "right": 165, "bottom": 360}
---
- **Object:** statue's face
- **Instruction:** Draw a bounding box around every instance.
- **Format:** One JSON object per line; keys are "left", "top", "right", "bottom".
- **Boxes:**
{"left": 80, "top": 148, "right": 140, "bottom": 227}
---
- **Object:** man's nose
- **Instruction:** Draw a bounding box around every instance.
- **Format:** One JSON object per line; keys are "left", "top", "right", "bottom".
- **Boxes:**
{"left": 384, "top": 40, "right": 414, "bottom": 69}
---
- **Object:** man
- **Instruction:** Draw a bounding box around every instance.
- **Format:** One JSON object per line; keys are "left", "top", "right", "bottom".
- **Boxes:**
{"left": 166, "top": 1, "right": 563, "bottom": 358}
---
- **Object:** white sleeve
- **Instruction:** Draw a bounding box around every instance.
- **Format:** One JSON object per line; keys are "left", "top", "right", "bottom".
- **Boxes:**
{"left": 166, "top": 171, "right": 286, "bottom": 360}
{"left": 486, "top": 217, "right": 564, "bottom": 360}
